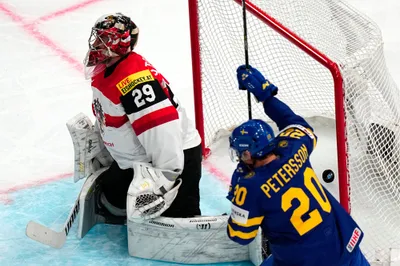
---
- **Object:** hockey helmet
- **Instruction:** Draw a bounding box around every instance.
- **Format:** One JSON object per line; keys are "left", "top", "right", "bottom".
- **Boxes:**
{"left": 229, "top": 119, "right": 275, "bottom": 161}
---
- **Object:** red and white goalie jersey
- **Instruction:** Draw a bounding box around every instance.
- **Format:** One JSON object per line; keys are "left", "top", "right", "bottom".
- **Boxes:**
{"left": 91, "top": 52, "right": 201, "bottom": 172}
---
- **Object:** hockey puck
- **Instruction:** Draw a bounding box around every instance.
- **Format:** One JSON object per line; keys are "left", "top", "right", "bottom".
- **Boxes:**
{"left": 322, "top": 169, "right": 335, "bottom": 183}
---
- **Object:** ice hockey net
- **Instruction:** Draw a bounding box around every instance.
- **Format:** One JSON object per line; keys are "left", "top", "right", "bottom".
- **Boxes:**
{"left": 189, "top": 0, "right": 400, "bottom": 263}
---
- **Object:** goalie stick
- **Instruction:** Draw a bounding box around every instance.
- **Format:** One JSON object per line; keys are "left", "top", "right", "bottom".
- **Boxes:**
{"left": 25, "top": 195, "right": 80, "bottom": 249}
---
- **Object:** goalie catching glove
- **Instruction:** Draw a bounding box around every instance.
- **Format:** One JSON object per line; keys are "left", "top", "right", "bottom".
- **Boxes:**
{"left": 127, "top": 163, "right": 182, "bottom": 222}
{"left": 66, "top": 113, "right": 113, "bottom": 182}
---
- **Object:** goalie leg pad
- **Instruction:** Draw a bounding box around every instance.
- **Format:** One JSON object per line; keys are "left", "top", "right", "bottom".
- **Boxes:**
{"left": 77, "top": 167, "right": 125, "bottom": 239}
{"left": 77, "top": 168, "right": 106, "bottom": 239}
{"left": 127, "top": 215, "right": 263, "bottom": 265}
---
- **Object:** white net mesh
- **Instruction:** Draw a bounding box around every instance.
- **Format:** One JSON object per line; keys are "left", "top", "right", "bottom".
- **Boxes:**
{"left": 193, "top": 0, "right": 400, "bottom": 263}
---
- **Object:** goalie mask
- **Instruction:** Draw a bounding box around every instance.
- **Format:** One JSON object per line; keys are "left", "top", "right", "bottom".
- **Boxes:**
{"left": 83, "top": 13, "right": 139, "bottom": 79}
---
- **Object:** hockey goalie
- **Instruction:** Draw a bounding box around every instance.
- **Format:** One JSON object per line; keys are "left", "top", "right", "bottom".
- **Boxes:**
{"left": 68, "top": 12, "right": 203, "bottom": 234}
{"left": 78, "top": 12, "right": 203, "bottom": 224}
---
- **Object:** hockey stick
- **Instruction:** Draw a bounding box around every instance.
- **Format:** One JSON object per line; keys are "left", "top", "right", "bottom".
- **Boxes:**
{"left": 242, "top": 0, "right": 252, "bottom": 120}
{"left": 25, "top": 195, "right": 80, "bottom": 249}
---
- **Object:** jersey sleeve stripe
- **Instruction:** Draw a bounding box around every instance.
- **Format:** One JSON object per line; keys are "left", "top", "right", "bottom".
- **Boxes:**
{"left": 132, "top": 106, "right": 179, "bottom": 135}
{"left": 104, "top": 114, "right": 129, "bottom": 128}
{"left": 307, "top": 127, "right": 317, "bottom": 148}
{"left": 227, "top": 224, "right": 259, "bottom": 240}
{"left": 231, "top": 216, "right": 264, "bottom": 227}
{"left": 278, "top": 124, "right": 317, "bottom": 151}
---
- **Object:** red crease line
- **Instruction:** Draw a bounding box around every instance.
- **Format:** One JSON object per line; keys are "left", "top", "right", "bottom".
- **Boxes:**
{"left": 0, "top": 172, "right": 72, "bottom": 204}
{"left": 0, "top": 1, "right": 106, "bottom": 204}
{"left": 0, "top": 3, "right": 84, "bottom": 73}
{"left": 202, "top": 160, "right": 231, "bottom": 185}
{"left": 0, "top": 3, "right": 24, "bottom": 23}
{"left": 0, "top": 173, "right": 73, "bottom": 196}
{"left": 38, "top": 0, "right": 103, "bottom": 22}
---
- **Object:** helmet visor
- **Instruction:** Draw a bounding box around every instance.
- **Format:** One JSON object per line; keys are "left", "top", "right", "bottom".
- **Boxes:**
{"left": 229, "top": 135, "right": 252, "bottom": 162}
{"left": 229, "top": 147, "right": 240, "bottom": 162}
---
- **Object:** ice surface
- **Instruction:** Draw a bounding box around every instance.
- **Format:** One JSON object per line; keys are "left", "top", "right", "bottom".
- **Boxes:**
{"left": 0, "top": 169, "right": 251, "bottom": 265}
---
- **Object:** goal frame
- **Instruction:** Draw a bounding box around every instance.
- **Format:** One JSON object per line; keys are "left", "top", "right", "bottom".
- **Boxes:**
{"left": 188, "top": 0, "right": 350, "bottom": 212}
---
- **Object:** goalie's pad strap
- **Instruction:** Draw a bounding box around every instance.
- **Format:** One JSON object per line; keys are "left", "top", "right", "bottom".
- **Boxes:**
{"left": 100, "top": 193, "right": 126, "bottom": 217}
{"left": 159, "top": 186, "right": 167, "bottom": 194}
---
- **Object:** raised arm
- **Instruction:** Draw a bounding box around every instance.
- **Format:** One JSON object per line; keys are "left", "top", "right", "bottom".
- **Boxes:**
{"left": 262, "top": 97, "right": 309, "bottom": 131}
{"left": 236, "top": 65, "right": 312, "bottom": 131}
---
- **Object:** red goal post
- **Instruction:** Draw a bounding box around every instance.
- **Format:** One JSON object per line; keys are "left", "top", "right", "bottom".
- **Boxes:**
{"left": 189, "top": 0, "right": 400, "bottom": 263}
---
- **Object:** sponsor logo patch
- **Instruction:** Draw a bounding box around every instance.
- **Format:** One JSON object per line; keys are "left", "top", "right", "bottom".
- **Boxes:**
{"left": 189, "top": 218, "right": 218, "bottom": 223}
{"left": 116, "top": 69, "right": 154, "bottom": 95}
{"left": 103, "top": 141, "right": 114, "bottom": 147}
{"left": 230, "top": 204, "right": 249, "bottom": 225}
{"left": 148, "top": 220, "right": 174, "bottom": 228}
{"left": 346, "top": 228, "right": 362, "bottom": 252}
{"left": 196, "top": 223, "right": 211, "bottom": 230}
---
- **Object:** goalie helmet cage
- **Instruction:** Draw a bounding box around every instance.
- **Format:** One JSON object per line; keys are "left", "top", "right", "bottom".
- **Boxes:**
{"left": 189, "top": 0, "right": 400, "bottom": 263}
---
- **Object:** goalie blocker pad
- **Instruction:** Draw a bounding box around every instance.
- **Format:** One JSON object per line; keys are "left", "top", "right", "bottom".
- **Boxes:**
{"left": 127, "top": 215, "right": 263, "bottom": 265}
{"left": 66, "top": 113, "right": 113, "bottom": 183}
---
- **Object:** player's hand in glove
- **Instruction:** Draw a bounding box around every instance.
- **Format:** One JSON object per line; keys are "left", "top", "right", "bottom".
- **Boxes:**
{"left": 236, "top": 65, "right": 278, "bottom": 102}
{"left": 127, "top": 163, "right": 182, "bottom": 222}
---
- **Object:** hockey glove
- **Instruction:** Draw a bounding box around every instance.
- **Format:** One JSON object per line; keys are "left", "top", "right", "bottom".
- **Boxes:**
{"left": 66, "top": 113, "right": 113, "bottom": 182}
{"left": 236, "top": 65, "right": 278, "bottom": 102}
{"left": 127, "top": 163, "right": 182, "bottom": 222}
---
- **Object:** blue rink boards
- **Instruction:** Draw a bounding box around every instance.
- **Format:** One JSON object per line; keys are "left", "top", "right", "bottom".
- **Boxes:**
{"left": 0, "top": 168, "right": 253, "bottom": 266}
